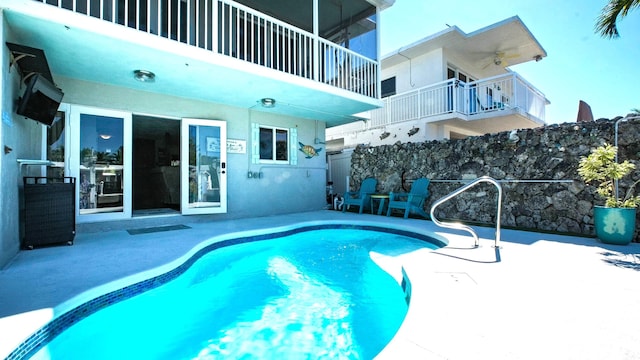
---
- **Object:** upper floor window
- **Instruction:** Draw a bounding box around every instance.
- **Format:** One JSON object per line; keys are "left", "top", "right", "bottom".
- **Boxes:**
{"left": 381, "top": 77, "right": 396, "bottom": 98}
{"left": 259, "top": 126, "right": 289, "bottom": 163}
{"left": 447, "top": 66, "right": 475, "bottom": 84}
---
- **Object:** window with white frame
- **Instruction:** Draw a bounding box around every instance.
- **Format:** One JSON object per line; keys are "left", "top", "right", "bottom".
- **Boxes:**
{"left": 251, "top": 123, "right": 297, "bottom": 165}
{"left": 259, "top": 126, "right": 289, "bottom": 163}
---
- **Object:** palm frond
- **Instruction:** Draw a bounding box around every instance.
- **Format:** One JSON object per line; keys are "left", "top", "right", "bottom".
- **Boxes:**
{"left": 595, "top": 0, "right": 640, "bottom": 38}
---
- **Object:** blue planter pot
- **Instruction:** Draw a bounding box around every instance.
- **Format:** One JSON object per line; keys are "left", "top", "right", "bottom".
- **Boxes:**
{"left": 593, "top": 206, "right": 637, "bottom": 245}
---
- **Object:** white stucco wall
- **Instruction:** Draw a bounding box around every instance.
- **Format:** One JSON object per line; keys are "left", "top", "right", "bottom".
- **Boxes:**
{"left": 327, "top": 119, "right": 488, "bottom": 149}
{"left": 326, "top": 102, "right": 493, "bottom": 148}
{"left": 382, "top": 48, "right": 445, "bottom": 92}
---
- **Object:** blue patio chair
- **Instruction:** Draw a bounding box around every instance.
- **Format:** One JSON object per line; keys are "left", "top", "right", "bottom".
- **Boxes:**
{"left": 342, "top": 178, "right": 377, "bottom": 214}
{"left": 386, "top": 178, "right": 430, "bottom": 219}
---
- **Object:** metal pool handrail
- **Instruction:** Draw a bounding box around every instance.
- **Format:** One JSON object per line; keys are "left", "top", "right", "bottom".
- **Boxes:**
{"left": 429, "top": 176, "right": 503, "bottom": 248}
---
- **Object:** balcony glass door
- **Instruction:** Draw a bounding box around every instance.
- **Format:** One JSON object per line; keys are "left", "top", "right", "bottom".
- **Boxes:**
{"left": 70, "top": 106, "right": 132, "bottom": 222}
{"left": 181, "top": 119, "right": 227, "bottom": 215}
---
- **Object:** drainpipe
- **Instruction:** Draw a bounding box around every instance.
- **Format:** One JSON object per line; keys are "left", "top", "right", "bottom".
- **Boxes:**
{"left": 396, "top": 51, "right": 415, "bottom": 87}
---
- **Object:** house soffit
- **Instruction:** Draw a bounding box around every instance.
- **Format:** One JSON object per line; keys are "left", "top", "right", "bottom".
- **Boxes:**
{"left": 382, "top": 16, "right": 546, "bottom": 70}
{"left": 2, "top": 1, "right": 381, "bottom": 127}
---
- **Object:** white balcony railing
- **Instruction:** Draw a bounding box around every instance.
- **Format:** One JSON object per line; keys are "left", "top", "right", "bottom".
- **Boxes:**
{"left": 34, "top": 0, "right": 379, "bottom": 98}
{"left": 370, "top": 73, "right": 547, "bottom": 128}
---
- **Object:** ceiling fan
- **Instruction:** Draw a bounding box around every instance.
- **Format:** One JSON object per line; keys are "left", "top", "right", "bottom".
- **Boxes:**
{"left": 481, "top": 51, "right": 520, "bottom": 69}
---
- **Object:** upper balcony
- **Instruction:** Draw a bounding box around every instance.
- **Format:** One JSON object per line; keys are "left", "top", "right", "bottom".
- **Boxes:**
{"left": 369, "top": 72, "right": 549, "bottom": 134}
{"left": 3, "top": 0, "right": 389, "bottom": 125}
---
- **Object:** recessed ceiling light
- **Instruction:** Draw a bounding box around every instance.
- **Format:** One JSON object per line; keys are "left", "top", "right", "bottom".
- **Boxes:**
{"left": 133, "top": 69, "right": 155, "bottom": 83}
{"left": 260, "top": 98, "right": 276, "bottom": 108}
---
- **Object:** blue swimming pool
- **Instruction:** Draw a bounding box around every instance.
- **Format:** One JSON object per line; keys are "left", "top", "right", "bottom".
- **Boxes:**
{"left": 10, "top": 225, "right": 444, "bottom": 360}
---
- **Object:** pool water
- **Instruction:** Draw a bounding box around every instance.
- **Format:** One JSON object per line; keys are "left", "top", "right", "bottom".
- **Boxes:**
{"left": 30, "top": 229, "right": 438, "bottom": 359}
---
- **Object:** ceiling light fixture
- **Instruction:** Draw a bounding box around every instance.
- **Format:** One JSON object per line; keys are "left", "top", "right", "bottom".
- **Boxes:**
{"left": 260, "top": 98, "right": 276, "bottom": 108}
{"left": 99, "top": 134, "right": 112, "bottom": 140}
{"left": 133, "top": 69, "right": 155, "bottom": 83}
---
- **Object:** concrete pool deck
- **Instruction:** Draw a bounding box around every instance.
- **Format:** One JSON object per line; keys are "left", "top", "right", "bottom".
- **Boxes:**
{"left": 1, "top": 210, "right": 639, "bottom": 359}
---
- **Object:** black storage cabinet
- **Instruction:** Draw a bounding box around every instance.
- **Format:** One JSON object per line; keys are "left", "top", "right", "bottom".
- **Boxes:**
{"left": 23, "top": 177, "right": 76, "bottom": 249}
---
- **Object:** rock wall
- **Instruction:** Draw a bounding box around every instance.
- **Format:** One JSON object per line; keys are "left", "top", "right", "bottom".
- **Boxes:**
{"left": 350, "top": 118, "right": 640, "bottom": 239}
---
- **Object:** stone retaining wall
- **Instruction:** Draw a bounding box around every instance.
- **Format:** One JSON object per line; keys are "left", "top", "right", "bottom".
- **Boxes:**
{"left": 349, "top": 118, "right": 640, "bottom": 240}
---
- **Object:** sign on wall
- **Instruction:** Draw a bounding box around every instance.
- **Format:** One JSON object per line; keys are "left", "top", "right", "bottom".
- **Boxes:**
{"left": 227, "top": 139, "right": 246, "bottom": 154}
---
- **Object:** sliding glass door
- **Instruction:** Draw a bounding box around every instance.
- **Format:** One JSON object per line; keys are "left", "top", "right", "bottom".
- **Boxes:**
{"left": 180, "top": 118, "right": 227, "bottom": 215}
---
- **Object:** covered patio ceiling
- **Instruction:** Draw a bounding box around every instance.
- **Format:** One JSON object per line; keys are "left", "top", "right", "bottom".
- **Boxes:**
{"left": 3, "top": 0, "right": 385, "bottom": 127}
{"left": 382, "top": 16, "right": 547, "bottom": 72}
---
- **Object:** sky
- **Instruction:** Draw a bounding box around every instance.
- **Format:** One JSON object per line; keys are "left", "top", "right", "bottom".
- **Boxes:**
{"left": 378, "top": 0, "right": 640, "bottom": 124}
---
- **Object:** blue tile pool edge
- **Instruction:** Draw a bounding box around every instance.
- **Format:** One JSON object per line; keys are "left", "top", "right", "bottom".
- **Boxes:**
{"left": 5, "top": 223, "right": 445, "bottom": 360}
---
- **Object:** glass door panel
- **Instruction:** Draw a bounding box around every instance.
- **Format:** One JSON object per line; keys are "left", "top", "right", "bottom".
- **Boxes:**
{"left": 181, "top": 118, "right": 227, "bottom": 215}
{"left": 70, "top": 106, "right": 132, "bottom": 222}
{"left": 44, "top": 105, "right": 69, "bottom": 178}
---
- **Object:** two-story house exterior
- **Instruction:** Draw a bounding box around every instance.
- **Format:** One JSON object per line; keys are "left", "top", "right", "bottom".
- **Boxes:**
{"left": 325, "top": 16, "right": 549, "bottom": 197}
{"left": 0, "top": 0, "right": 393, "bottom": 267}
{"left": 326, "top": 16, "right": 549, "bottom": 150}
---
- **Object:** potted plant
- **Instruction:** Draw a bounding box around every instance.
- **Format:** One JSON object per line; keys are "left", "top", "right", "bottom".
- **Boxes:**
{"left": 578, "top": 144, "right": 640, "bottom": 245}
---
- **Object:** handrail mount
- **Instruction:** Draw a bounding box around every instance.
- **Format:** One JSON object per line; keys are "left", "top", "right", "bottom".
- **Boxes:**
{"left": 429, "top": 176, "right": 503, "bottom": 248}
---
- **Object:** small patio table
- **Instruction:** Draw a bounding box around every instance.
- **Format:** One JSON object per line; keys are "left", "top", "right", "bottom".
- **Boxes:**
{"left": 370, "top": 193, "right": 389, "bottom": 215}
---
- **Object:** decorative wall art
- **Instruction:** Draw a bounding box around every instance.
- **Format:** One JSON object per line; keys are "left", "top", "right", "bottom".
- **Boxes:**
{"left": 298, "top": 142, "right": 322, "bottom": 159}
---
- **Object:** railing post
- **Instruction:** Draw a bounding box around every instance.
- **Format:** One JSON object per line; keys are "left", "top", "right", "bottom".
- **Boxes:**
{"left": 461, "top": 82, "right": 467, "bottom": 115}
{"left": 385, "top": 98, "right": 391, "bottom": 127}
{"left": 418, "top": 88, "right": 422, "bottom": 119}
{"left": 312, "top": 0, "right": 319, "bottom": 82}
{"left": 212, "top": 0, "right": 218, "bottom": 53}
{"left": 512, "top": 73, "right": 517, "bottom": 109}
{"left": 375, "top": 6, "right": 381, "bottom": 99}
{"left": 452, "top": 80, "right": 458, "bottom": 112}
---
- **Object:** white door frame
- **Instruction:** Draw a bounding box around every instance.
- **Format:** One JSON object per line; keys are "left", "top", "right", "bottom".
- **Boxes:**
{"left": 69, "top": 105, "right": 132, "bottom": 223}
{"left": 180, "top": 118, "right": 227, "bottom": 215}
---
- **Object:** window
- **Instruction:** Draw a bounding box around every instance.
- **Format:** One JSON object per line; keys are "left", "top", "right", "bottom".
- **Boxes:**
{"left": 447, "top": 68, "right": 456, "bottom": 80}
{"left": 259, "top": 126, "right": 289, "bottom": 163}
{"left": 447, "top": 66, "right": 474, "bottom": 84}
{"left": 381, "top": 77, "right": 396, "bottom": 98}
{"left": 251, "top": 124, "right": 296, "bottom": 165}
